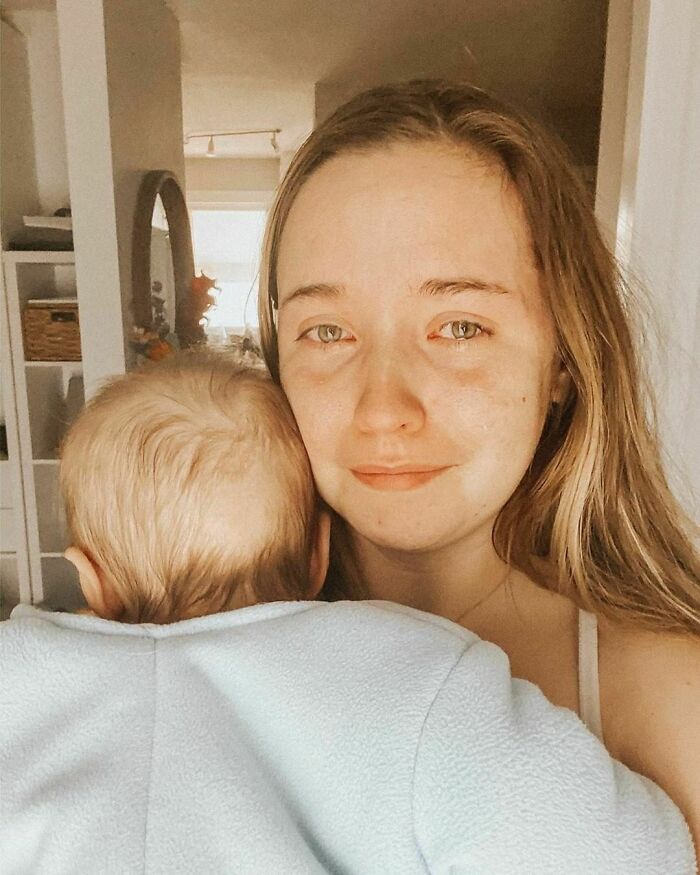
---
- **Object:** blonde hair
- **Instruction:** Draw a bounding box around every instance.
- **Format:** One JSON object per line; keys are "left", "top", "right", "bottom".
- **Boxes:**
{"left": 257, "top": 78, "right": 700, "bottom": 635}
{"left": 60, "top": 350, "right": 318, "bottom": 623}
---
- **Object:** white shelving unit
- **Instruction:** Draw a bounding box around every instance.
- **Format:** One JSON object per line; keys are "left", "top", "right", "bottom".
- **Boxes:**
{"left": 1, "top": 260, "right": 31, "bottom": 619}
{"left": 1, "top": 250, "right": 85, "bottom": 613}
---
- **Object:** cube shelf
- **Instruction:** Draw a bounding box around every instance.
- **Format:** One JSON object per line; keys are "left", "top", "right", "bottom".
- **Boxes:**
{"left": 2, "top": 250, "right": 86, "bottom": 607}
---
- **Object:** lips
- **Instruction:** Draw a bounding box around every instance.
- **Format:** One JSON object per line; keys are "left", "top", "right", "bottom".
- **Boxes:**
{"left": 350, "top": 464, "right": 451, "bottom": 491}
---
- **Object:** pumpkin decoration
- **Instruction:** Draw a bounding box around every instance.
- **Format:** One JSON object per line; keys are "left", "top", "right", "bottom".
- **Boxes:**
{"left": 130, "top": 326, "right": 175, "bottom": 362}
{"left": 147, "top": 337, "right": 175, "bottom": 361}
{"left": 173, "top": 271, "right": 220, "bottom": 347}
{"left": 190, "top": 272, "right": 218, "bottom": 324}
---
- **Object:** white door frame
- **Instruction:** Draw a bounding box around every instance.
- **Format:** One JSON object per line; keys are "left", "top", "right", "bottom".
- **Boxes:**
{"left": 596, "top": 0, "right": 700, "bottom": 518}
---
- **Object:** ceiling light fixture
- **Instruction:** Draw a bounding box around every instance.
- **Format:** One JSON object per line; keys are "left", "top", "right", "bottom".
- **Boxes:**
{"left": 185, "top": 128, "right": 283, "bottom": 157}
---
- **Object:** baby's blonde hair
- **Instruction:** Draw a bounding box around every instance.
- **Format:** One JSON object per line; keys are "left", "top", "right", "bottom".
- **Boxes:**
{"left": 60, "top": 350, "right": 317, "bottom": 623}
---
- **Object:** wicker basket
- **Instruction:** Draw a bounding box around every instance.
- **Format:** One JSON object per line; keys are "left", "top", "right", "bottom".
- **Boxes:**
{"left": 22, "top": 299, "right": 81, "bottom": 361}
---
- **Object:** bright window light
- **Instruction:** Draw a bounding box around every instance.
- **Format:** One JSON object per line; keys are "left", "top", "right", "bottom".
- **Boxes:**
{"left": 190, "top": 209, "right": 267, "bottom": 330}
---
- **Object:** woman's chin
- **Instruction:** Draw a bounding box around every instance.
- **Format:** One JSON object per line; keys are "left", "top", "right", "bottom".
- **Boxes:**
{"left": 318, "top": 468, "right": 504, "bottom": 553}
{"left": 344, "top": 511, "right": 477, "bottom": 555}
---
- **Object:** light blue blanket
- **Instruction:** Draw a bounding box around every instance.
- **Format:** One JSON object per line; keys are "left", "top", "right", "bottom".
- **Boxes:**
{"left": 1, "top": 599, "right": 696, "bottom": 874}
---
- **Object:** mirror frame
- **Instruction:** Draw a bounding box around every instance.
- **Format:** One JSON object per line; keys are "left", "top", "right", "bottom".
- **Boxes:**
{"left": 131, "top": 170, "right": 202, "bottom": 347}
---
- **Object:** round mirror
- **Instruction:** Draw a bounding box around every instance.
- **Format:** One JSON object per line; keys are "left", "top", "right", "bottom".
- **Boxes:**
{"left": 131, "top": 170, "right": 200, "bottom": 349}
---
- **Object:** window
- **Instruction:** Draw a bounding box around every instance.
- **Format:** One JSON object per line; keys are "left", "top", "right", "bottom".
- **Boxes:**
{"left": 189, "top": 207, "right": 267, "bottom": 332}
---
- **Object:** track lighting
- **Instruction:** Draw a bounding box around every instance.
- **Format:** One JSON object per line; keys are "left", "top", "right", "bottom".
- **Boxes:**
{"left": 185, "top": 128, "right": 283, "bottom": 157}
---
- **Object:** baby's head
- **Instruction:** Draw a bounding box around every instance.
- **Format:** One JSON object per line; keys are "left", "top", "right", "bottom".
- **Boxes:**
{"left": 60, "top": 350, "right": 329, "bottom": 624}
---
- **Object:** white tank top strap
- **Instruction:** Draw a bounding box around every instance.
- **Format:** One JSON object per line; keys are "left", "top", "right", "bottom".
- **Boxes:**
{"left": 577, "top": 608, "right": 604, "bottom": 743}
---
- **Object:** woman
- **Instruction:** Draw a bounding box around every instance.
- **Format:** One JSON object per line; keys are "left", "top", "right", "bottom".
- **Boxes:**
{"left": 257, "top": 79, "right": 700, "bottom": 849}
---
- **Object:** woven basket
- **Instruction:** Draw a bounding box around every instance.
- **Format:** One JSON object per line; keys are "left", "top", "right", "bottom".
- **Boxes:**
{"left": 22, "top": 299, "right": 82, "bottom": 362}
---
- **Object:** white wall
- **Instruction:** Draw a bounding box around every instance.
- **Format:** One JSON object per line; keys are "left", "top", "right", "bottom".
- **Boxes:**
{"left": 103, "top": 0, "right": 186, "bottom": 259}
{"left": 4, "top": 8, "right": 70, "bottom": 216}
{"left": 0, "top": 18, "right": 42, "bottom": 247}
{"left": 597, "top": 0, "right": 700, "bottom": 517}
{"left": 629, "top": 0, "right": 700, "bottom": 517}
{"left": 185, "top": 157, "right": 279, "bottom": 200}
{"left": 56, "top": 0, "right": 185, "bottom": 396}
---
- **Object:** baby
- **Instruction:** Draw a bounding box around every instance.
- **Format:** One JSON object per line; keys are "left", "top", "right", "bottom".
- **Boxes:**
{"left": 58, "top": 348, "right": 329, "bottom": 624}
{"left": 0, "top": 351, "right": 695, "bottom": 875}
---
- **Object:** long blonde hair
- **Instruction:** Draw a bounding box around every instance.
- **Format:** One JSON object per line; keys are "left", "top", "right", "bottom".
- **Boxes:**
{"left": 257, "top": 79, "right": 700, "bottom": 635}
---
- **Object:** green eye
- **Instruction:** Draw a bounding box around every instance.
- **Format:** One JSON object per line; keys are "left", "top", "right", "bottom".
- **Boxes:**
{"left": 300, "top": 324, "right": 347, "bottom": 344}
{"left": 316, "top": 324, "right": 343, "bottom": 343}
{"left": 443, "top": 320, "right": 482, "bottom": 340}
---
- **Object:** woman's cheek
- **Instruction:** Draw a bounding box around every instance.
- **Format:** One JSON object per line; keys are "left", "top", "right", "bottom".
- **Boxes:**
{"left": 445, "top": 364, "right": 546, "bottom": 457}
{"left": 281, "top": 370, "right": 348, "bottom": 458}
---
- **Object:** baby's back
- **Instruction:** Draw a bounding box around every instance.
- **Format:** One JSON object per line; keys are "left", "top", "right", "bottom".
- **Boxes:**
{"left": 0, "top": 600, "right": 695, "bottom": 874}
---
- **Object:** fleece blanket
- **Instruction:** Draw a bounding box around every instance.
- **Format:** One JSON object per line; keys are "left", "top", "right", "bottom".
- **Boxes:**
{"left": 0, "top": 599, "right": 696, "bottom": 874}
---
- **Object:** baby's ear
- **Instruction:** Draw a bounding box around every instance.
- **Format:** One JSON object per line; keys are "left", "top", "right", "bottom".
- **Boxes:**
{"left": 64, "top": 547, "right": 124, "bottom": 620}
{"left": 307, "top": 509, "right": 331, "bottom": 599}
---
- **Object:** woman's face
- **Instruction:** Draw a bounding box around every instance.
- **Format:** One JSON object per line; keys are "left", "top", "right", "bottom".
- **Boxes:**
{"left": 276, "top": 142, "right": 563, "bottom": 553}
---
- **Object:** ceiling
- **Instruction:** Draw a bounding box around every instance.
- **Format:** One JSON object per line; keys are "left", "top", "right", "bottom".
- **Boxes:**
{"left": 1, "top": 0, "right": 609, "bottom": 162}
{"left": 169, "top": 0, "right": 609, "bottom": 161}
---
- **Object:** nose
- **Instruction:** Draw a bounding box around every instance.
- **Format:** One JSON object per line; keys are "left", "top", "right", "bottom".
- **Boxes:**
{"left": 353, "top": 354, "right": 426, "bottom": 436}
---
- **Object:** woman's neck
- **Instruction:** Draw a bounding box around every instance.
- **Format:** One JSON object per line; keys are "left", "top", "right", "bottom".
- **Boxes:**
{"left": 351, "top": 525, "right": 512, "bottom": 624}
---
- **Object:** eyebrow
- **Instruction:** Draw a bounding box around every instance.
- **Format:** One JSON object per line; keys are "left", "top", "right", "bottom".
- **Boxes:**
{"left": 279, "top": 277, "right": 512, "bottom": 308}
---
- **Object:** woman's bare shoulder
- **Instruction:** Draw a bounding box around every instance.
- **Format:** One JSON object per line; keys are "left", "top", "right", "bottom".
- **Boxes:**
{"left": 598, "top": 615, "right": 700, "bottom": 853}
{"left": 598, "top": 613, "right": 700, "bottom": 750}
